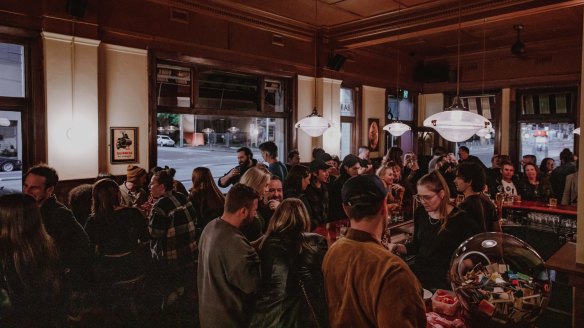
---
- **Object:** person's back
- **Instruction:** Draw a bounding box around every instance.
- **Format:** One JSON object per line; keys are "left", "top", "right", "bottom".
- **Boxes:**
{"left": 551, "top": 149, "right": 577, "bottom": 199}
{"left": 0, "top": 193, "right": 64, "bottom": 327}
{"left": 198, "top": 184, "right": 261, "bottom": 328}
{"left": 323, "top": 230, "right": 425, "bottom": 327}
{"left": 322, "top": 175, "right": 425, "bottom": 328}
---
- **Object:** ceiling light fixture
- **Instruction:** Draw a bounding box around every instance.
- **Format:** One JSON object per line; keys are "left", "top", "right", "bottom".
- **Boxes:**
{"left": 383, "top": 1, "right": 411, "bottom": 137}
{"left": 423, "top": 0, "right": 490, "bottom": 142}
{"left": 295, "top": 0, "right": 333, "bottom": 138}
{"left": 573, "top": 127, "right": 580, "bottom": 135}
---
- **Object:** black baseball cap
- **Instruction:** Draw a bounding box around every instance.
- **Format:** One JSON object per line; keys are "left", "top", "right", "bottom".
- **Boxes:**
{"left": 309, "top": 159, "right": 332, "bottom": 172}
{"left": 341, "top": 175, "right": 387, "bottom": 206}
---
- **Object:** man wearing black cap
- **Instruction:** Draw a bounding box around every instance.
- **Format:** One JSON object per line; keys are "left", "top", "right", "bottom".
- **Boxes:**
{"left": 328, "top": 154, "right": 361, "bottom": 220}
{"left": 304, "top": 159, "right": 331, "bottom": 229}
{"left": 322, "top": 175, "right": 426, "bottom": 327}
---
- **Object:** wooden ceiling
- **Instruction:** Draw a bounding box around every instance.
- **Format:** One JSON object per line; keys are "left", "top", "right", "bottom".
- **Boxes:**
{"left": 206, "top": 0, "right": 583, "bottom": 60}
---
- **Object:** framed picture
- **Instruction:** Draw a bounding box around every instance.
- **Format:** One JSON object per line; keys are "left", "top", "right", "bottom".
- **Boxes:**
{"left": 367, "top": 118, "right": 380, "bottom": 152}
{"left": 110, "top": 127, "right": 138, "bottom": 164}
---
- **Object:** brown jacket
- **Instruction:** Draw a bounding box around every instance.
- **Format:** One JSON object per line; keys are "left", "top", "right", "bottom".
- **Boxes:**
{"left": 322, "top": 228, "right": 426, "bottom": 328}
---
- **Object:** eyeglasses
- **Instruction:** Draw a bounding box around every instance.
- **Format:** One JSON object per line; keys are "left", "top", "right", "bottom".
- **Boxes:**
{"left": 415, "top": 193, "right": 439, "bottom": 203}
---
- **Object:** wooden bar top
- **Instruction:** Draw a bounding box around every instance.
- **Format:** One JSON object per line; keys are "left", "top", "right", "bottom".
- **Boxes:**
{"left": 503, "top": 200, "right": 577, "bottom": 216}
{"left": 545, "top": 242, "right": 584, "bottom": 277}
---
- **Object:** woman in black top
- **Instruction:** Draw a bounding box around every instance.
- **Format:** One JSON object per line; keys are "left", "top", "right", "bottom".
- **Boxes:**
{"left": 518, "top": 163, "right": 552, "bottom": 202}
{"left": 391, "top": 171, "right": 481, "bottom": 290}
{"left": 85, "top": 178, "right": 150, "bottom": 284}
{"left": 0, "top": 193, "right": 63, "bottom": 327}
{"left": 250, "top": 198, "right": 329, "bottom": 328}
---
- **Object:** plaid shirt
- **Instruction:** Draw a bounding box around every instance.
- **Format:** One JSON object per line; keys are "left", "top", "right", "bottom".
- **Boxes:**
{"left": 149, "top": 190, "right": 198, "bottom": 269}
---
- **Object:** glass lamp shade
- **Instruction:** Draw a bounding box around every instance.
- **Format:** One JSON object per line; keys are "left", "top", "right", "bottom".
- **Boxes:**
{"left": 573, "top": 127, "right": 580, "bottom": 135}
{"left": 383, "top": 121, "right": 411, "bottom": 136}
{"left": 227, "top": 126, "right": 240, "bottom": 133}
{"left": 423, "top": 110, "right": 490, "bottom": 142}
{"left": 202, "top": 128, "right": 214, "bottom": 134}
{"left": 0, "top": 118, "right": 10, "bottom": 126}
{"left": 450, "top": 232, "right": 550, "bottom": 326}
{"left": 295, "top": 108, "right": 333, "bottom": 137}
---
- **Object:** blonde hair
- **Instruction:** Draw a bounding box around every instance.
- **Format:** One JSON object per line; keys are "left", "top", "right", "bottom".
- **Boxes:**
{"left": 240, "top": 166, "right": 271, "bottom": 195}
{"left": 260, "top": 198, "right": 311, "bottom": 252}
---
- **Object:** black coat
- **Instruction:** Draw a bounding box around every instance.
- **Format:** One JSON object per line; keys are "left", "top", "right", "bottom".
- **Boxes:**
{"left": 250, "top": 233, "right": 329, "bottom": 328}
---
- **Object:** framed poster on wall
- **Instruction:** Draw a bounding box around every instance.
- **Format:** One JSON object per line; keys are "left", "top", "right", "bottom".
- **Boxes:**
{"left": 110, "top": 127, "right": 138, "bottom": 163}
{"left": 367, "top": 118, "right": 380, "bottom": 152}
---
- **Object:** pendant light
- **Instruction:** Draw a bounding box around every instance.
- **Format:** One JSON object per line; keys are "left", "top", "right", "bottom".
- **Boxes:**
{"left": 423, "top": 1, "right": 490, "bottom": 142}
{"left": 573, "top": 128, "right": 580, "bottom": 135}
{"left": 295, "top": 0, "right": 333, "bottom": 138}
{"left": 475, "top": 18, "right": 494, "bottom": 139}
{"left": 383, "top": 3, "right": 411, "bottom": 137}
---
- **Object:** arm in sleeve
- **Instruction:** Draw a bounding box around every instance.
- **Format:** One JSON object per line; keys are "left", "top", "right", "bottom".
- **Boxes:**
{"left": 149, "top": 206, "right": 168, "bottom": 240}
{"left": 226, "top": 244, "right": 261, "bottom": 295}
{"left": 60, "top": 209, "right": 91, "bottom": 267}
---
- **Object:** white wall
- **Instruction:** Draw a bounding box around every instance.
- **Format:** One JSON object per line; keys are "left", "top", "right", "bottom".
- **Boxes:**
{"left": 322, "top": 78, "right": 342, "bottom": 156}
{"left": 296, "top": 75, "right": 316, "bottom": 161}
{"left": 101, "top": 44, "right": 149, "bottom": 176}
{"left": 42, "top": 32, "right": 100, "bottom": 180}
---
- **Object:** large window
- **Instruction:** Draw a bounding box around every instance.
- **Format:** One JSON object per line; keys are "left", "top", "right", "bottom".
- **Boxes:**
{"left": 340, "top": 87, "right": 356, "bottom": 158}
{"left": 154, "top": 60, "right": 291, "bottom": 191}
{"left": 455, "top": 95, "right": 497, "bottom": 167}
{"left": 0, "top": 42, "right": 25, "bottom": 191}
{"left": 386, "top": 92, "right": 415, "bottom": 153}
{"left": 515, "top": 87, "right": 577, "bottom": 166}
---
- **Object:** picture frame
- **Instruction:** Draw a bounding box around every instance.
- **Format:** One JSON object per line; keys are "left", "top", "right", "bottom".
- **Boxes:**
{"left": 367, "top": 118, "right": 380, "bottom": 152}
{"left": 110, "top": 127, "right": 138, "bottom": 164}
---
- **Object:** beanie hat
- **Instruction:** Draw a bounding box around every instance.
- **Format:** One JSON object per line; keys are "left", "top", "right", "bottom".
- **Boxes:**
{"left": 127, "top": 165, "right": 146, "bottom": 183}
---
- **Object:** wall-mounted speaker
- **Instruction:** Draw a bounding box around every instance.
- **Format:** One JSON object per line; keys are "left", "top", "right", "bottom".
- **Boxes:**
{"left": 327, "top": 54, "right": 347, "bottom": 71}
{"left": 66, "top": 0, "right": 88, "bottom": 19}
{"left": 413, "top": 62, "right": 450, "bottom": 83}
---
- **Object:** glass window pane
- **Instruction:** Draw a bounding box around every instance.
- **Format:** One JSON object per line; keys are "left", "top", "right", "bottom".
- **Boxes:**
{"left": 340, "top": 88, "right": 355, "bottom": 117}
{"left": 196, "top": 70, "right": 258, "bottom": 111}
{"left": 456, "top": 132, "right": 495, "bottom": 168}
{"left": 519, "top": 122, "right": 574, "bottom": 166}
{"left": 340, "top": 122, "right": 352, "bottom": 158}
{"left": 0, "top": 110, "right": 22, "bottom": 192}
{"left": 555, "top": 95, "right": 567, "bottom": 114}
{"left": 0, "top": 43, "right": 25, "bottom": 97}
{"left": 157, "top": 113, "right": 285, "bottom": 192}
{"left": 156, "top": 63, "right": 191, "bottom": 107}
{"left": 539, "top": 95, "right": 550, "bottom": 114}
{"left": 522, "top": 95, "right": 534, "bottom": 115}
{"left": 264, "top": 78, "right": 285, "bottom": 112}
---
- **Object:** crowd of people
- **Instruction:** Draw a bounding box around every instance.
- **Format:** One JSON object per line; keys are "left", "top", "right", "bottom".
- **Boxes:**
{"left": 0, "top": 141, "right": 578, "bottom": 327}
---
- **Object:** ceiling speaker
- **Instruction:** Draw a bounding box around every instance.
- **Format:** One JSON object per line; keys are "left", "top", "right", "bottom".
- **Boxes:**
{"left": 327, "top": 54, "right": 347, "bottom": 71}
{"left": 66, "top": 0, "right": 88, "bottom": 19}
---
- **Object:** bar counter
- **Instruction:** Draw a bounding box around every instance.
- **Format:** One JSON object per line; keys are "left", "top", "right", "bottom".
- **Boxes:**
{"left": 502, "top": 200, "right": 577, "bottom": 216}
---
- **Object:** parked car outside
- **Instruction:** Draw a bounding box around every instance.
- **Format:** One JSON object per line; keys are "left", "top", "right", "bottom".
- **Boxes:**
{"left": 157, "top": 135, "right": 175, "bottom": 147}
{"left": 0, "top": 157, "right": 22, "bottom": 172}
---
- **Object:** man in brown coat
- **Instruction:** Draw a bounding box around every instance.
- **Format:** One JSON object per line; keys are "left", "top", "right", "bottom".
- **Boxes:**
{"left": 322, "top": 175, "right": 426, "bottom": 327}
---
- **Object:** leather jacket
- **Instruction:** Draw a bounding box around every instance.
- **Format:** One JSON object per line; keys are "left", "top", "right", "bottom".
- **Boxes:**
{"left": 250, "top": 232, "right": 329, "bottom": 328}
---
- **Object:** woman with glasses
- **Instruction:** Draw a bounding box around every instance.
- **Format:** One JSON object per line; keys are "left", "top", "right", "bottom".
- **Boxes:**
{"left": 389, "top": 171, "right": 481, "bottom": 290}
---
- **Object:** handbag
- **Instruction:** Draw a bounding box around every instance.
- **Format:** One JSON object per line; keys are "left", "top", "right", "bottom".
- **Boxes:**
{"left": 298, "top": 279, "right": 321, "bottom": 328}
